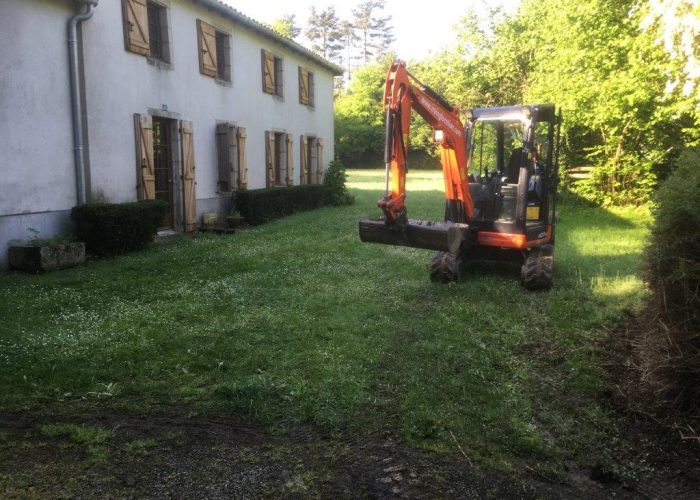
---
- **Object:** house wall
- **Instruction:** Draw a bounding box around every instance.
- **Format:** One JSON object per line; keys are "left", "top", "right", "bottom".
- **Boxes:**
{"left": 0, "top": 0, "right": 336, "bottom": 269}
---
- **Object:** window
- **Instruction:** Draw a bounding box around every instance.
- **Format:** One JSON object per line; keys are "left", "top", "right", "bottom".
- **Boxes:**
{"left": 265, "top": 131, "right": 294, "bottom": 187}
{"left": 122, "top": 0, "right": 170, "bottom": 63}
{"left": 261, "top": 49, "right": 283, "bottom": 97}
{"left": 197, "top": 19, "right": 231, "bottom": 81}
{"left": 216, "top": 123, "right": 247, "bottom": 191}
{"left": 300, "top": 135, "right": 324, "bottom": 184}
{"left": 215, "top": 31, "right": 230, "bottom": 81}
{"left": 298, "top": 67, "right": 314, "bottom": 107}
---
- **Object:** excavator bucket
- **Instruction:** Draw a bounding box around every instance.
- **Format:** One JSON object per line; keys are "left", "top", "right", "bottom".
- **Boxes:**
{"left": 358, "top": 219, "right": 469, "bottom": 254}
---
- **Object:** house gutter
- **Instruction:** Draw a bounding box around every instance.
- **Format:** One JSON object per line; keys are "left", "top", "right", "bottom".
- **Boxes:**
{"left": 68, "top": 0, "right": 98, "bottom": 206}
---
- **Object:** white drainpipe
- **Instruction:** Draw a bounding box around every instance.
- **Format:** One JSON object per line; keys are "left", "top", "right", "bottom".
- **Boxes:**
{"left": 68, "top": 0, "right": 99, "bottom": 205}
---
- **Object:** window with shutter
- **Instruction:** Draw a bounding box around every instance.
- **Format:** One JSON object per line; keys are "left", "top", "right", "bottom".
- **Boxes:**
{"left": 122, "top": 0, "right": 150, "bottom": 56}
{"left": 261, "top": 50, "right": 276, "bottom": 94}
{"left": 298, "top": 68, "right": 314, "bottom": 107}
{"left": 298, "top": 67, "right": 309, "bottom": 105}
{"left": 261, "top": 49, "right": 283, "bottom": 97}
{"left": 198, "top": 20, "right": 231, "bottom": 81}
{"left": 197, "top": 19, "right": 218, "bottom": 78}
{"left": 122, "top": 0, "right": 170, "bottom": 62}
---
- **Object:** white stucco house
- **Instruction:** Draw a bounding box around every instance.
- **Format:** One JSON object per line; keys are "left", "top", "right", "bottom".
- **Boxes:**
{"left": 0, "top": 0, "right": 342, "bottom": 269}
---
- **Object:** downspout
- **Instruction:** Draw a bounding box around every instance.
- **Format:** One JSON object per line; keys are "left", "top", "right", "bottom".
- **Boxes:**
{"left": 68, "top": 0, "right": 99, "bottom": 205}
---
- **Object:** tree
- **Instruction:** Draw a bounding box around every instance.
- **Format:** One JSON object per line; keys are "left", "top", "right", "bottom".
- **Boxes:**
{"left": 351, "top": 0, "right": 394, "bottom": 64}
{"left": 334, "top": 59, "right": 392, "bottom": 165}
{"left": 338, "top": 20, "right": 360, "bottom": 80}
{"left": 271, "top": 14, "right": 301, "bottom": 40}
{"left": 305, "top": 6, "right": 343, "bottom": 61}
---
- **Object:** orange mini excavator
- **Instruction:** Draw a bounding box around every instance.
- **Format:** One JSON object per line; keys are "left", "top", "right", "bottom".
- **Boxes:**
{"left": 358, "top": 60, "right": 561, "bottom": 289}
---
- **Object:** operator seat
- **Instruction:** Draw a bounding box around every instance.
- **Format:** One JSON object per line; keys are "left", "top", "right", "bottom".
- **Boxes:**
{"left": 505, "top": 149, "right": 523, "bottom": 183}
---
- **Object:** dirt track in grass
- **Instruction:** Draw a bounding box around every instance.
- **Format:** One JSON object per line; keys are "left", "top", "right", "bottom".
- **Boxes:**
{"left": 1, "top": 407, "right": 698, "bottom": 499}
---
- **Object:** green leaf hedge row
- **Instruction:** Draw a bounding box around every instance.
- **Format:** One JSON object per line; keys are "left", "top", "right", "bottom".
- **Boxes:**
{"left": 71, "top": 200, "right": 168, "bottom": 256}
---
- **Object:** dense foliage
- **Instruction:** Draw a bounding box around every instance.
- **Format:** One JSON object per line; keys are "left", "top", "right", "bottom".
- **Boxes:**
{"left": 334, "top": 0, "right": 700, "bottom": 205}
{"left": 639, "top": 147, "right": 700, "bottom": 409}
{"left": 71, "top": 200, "right": 167, "bottom": 256}
{"left": 334, "top": 61, "right": 389, "bottom": 165}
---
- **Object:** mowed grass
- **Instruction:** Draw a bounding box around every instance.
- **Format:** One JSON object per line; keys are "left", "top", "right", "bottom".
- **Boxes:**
{"left": 0, "top": 170, "right": 650, "bottom": 469}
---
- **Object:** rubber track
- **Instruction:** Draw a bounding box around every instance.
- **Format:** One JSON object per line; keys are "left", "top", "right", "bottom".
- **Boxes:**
{"left": 521, "top": 246, "right": 554, "bottom": 290}
{"left": 430, "top": 251, "right": 462, "bottom": 283}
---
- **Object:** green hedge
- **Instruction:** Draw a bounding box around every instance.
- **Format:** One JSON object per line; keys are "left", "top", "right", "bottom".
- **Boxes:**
{"left": 235, "top": 160, "right": 354, "bottom": 225}
{"left": 71, "top": 200, "right": 168, "bottom": 256}
{"left": 234, "top": 185, "right": 327, "bottom": 225}
{"left": 641, "top": 147, "right": 700, "bottom": 410}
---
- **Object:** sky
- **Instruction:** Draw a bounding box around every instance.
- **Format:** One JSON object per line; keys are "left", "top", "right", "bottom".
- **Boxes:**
{"left": 221, "top": 0, "right": 521, "bottom": 60}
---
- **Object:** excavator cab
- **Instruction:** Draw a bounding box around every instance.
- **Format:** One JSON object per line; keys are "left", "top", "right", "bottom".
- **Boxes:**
{"left": 465, "top": 105, "right": 558, "bottom": 239}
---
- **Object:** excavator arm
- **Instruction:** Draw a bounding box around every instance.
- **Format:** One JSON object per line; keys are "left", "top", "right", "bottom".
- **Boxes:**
{"left": 380, "top": 60, "right": 473, "bottom": 223}
{"left": 359, "top": 60, "right": 473, "bottom": 254}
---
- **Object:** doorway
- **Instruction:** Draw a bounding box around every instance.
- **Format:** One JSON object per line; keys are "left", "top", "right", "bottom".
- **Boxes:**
{"left": 152, "top": 117, "right": 175, "bottom": 228}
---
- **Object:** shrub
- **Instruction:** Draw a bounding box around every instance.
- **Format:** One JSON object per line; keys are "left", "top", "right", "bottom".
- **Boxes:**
{"left": 637, "top": 147, "right": 700, "bottom": 410}
{"left": 71, "top": 200, "right": 168, "bottom": 256}
{"left": 234, "top": 166, "right": 354, "bottom": 226}
{"left": 234, "top": 185, "right": 326, "bottom": 225}
{"left": 323, "top": 159, "right": 355, "bottom": 206}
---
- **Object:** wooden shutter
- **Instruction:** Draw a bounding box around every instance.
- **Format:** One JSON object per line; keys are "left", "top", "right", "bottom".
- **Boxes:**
{"left": 238, "top": 127, "right": 248, "bottom": 190}
{"left": 261, "top": 50, "right": 275, "bottom": 94}
{"left": 123, "top": 0, "right": 150, "bottom": 56}
{"left": 265, "top": 131, "right": 275, "bottom": 187}
{"left": 135, "top": 114, "right": 155, "bottom": 200}
{"left": 228, "top": 125, "right": 239, "bottom": 190}
{"left": 286, "top": 134, "right": 294, "bottom": 186}
{"left": 317, "top": 138, "right": 324, "bottom": 183}
{"left": 298, "top": 67, "right": 309, "bottom": 105}
{"left": 300, "top": 135, "right": 308, "bottom": 185}
{"left": 197, "top": 19, "right": 218, "bottom": 78}
{"left": 309, "top": 137, "right": 318, "bottom": 184}
{"left": 181, "top": 121, "right": 197, "bottom": 232}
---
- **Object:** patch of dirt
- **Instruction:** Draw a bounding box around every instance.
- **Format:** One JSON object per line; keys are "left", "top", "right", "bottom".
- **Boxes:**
{"left": 0, "top": 407, "right": 697, "bottom": 499}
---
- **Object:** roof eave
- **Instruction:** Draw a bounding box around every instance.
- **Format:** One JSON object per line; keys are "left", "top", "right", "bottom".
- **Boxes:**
{"left": 193, "top": 0, "right": 344, "bottom": 76}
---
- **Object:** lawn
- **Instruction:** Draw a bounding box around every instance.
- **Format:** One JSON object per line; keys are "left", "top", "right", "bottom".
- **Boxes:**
{"left": 0, "top": 170, "right": 651, "bottom": 474}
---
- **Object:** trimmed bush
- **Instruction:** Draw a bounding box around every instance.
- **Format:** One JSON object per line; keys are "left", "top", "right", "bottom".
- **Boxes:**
{"left": 636, "top": 148, "right": 700, "bottom": 411}
{"left": 234, "top": 185, "right": 326, "bottom": 226}
{"left": 323, "top": 159, "right": 355, "bottom": 206}
{"left": 71, "top": 200, "right": 168, "bottom": 256}
{"left": 234, "top": 162, "right": 354, "bottom": 226}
